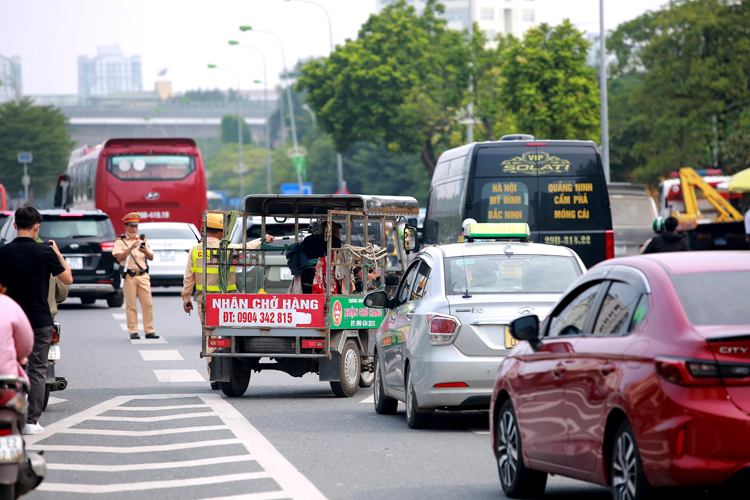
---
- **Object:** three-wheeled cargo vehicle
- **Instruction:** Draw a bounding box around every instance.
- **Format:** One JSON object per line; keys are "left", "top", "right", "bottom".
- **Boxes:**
{"left": 199, "top": 195, "right": 419, "bottom": 397}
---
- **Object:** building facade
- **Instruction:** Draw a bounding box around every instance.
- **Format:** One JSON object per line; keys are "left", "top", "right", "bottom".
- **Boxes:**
{"left": 375, "top": 0, "right": 536, "bottom": 40}
{"left": 0, "top": 55, "right": 22, "bottom": 103}
{"left": 78, "top": 46, "right": 142, "bottom": 96}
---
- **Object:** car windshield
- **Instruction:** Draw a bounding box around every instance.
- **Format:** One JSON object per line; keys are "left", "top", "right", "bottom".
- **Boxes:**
{"left": 39, "top": 217, "right": 115, "bottom": 239}
{"left": 140, "top": 227, "right": 197, "bottom": 240}
{"left": 610, "top": 195, "right": 655, "bottom": 226}
{"left": 672, "top": 271, "right": 750, "bottom": 325}
{"left": 445, "top": 254, "right": 581, "bottom": 294}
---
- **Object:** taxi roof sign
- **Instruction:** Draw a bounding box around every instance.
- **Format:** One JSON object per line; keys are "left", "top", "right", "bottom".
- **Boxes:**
{"left": 467, "top": 223, "right": 529, "bottom": 241}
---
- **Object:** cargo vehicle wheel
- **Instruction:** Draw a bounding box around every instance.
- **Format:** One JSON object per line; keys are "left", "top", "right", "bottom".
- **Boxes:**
{"left": 373, "top": 353, "right": 397, "bottom": 415}
{"left": 330, "top": 340, "right": 360, "bottom": 398}
{"left": 611, "top": 420, "right": 651, "bottom": 500}
{"left": 496, "top": 400, "right": 547, "bottom": 498}
{"left": 220, "top": 359, "right": 251, "bottom": 398}
{"left": 0, "top": 483, "right": 14, "bottom": 500}
{"left": 359, "top": 369, "right": 374, "bottom": 388}
{"left": 107, "top": 291, "right": 124, "bottom": 308}
{"left": 42, "top": 384, "right": 50, "bottom": 411}
{"left": 81, "top": 297, "right": 96, "bottom": 305}
{"left": 405, "top": 367, "right": 432, "bottom": 429}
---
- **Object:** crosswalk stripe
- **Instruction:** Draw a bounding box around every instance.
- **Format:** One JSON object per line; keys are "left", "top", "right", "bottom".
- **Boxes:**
{"left": 359, "top": 395, "right": 374, "bottom": 404}
{"left": 87, "top": 412, "right": 217, "bottom": 422}
{"left": 102, "top": 404, "right": 209, "bottom": 412}
{"left": 130, "top": 337, "right": 168, "bottom": 344}
{"left": 153, "top": 369, "right": 205, "bottom": 382}
{"left": 47, "top": 396, "right": 66, "bottom": 406}
{"left": 37, "top": 471, "right": 270, "bottom": 493}
{"left": 112, "top": 313, "right": 127, "bottom": 320}
{"left": 27, "top": 438, "right": 241, "bottom": 453}
{"left": 46, "top": 454, "right": 255, "bottom": 472}
{"left": 55, "top": 424, "right": 227, "bottom": 436}
{"left": 139, "top": 350, "right": 184, "bottom": 361}
{"left": 120, "top": 323, "right": 144, "bottom": 331}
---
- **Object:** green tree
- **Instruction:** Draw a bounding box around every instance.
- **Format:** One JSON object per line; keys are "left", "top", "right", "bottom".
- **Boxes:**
{"left": 607, "top": 0, "right": 750, "bottom": 183}
{"left": 0, "top": 99, "right": 74, "bottom": 202}
{"left": 298, "top": 0, "right": 469, "bottom": 176}
{"left": 499, "top": 21, "right": 600, "bottom": 141}
{"left": 220, "top": 115, "right": 252, "bottom": 144}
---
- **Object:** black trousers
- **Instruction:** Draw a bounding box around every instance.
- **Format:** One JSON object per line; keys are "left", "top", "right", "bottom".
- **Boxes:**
{"left": 26, "top": 325, "right": 53, "bottom": 424}
{"left": 301, "top": 268, "right": 315, "bottom": 294}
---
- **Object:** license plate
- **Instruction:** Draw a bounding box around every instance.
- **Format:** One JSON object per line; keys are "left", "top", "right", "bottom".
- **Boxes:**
{"left": 160, "top": 251, "right": 176, "bottom": 262}
{"left": 0, "top": 436, "right": 23, "bottom": 463}
{"left": 280, "top": 267, "right": 293, "bottom": 280}
{"left": 67, "top": 257, "right": 83, "bottom": 270}
{"left": 48, "top": 345, "right": 60, "bottom": 361}
{"left": 505, "top": 326, "right": 519, "bottom": 349}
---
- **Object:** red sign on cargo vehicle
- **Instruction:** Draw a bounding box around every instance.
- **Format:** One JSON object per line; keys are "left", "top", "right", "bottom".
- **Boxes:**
{"left": 205, "top": 294, "right": 325, "bottom": 328}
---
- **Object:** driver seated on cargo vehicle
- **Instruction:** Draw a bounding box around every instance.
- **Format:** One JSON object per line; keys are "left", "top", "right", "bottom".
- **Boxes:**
{"left": 181, "top": 213, "right": 274, "bottom": 389}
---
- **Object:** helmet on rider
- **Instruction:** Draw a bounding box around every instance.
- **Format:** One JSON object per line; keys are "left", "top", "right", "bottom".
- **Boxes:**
{"left": 652, "top": 217, "right": 665, "bottom": 234}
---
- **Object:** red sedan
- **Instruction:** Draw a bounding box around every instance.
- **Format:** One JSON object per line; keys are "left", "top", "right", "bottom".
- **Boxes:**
{"left": 490, "top": 251, "right": 750, "bottom": 499}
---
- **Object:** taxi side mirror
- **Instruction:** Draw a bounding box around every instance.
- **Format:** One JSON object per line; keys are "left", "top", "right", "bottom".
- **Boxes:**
{"left": 404, "top": 226, "right": 418, "bottom": 254}
{"left": 508, "top": 315, "right": 541, "bottom": 351}
{"left": 364, "top": 290, "right": 389, "bottom": 309}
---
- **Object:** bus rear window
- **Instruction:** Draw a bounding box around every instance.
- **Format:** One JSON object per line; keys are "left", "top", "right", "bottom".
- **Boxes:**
{"left": 107, "top": 155, "right": 195, "bottom": 180}
{"left": 474, "top": 146, "right": 601, "bottom": 177}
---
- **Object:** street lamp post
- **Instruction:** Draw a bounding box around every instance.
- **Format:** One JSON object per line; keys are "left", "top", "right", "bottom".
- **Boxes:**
{"left": 285, "top": 0, "right": 347, "bottom": 193}
{"left": 599, "top": 0, "right": 610, "bottom": 182}
{"left": 208, "top": 64, "right": 245, "bottom": 201}
{"left": 229, "top": 41, "right": 273, "bottom": 194}
{"left": 239, "top": 26, "right": 303, "bottom": 192}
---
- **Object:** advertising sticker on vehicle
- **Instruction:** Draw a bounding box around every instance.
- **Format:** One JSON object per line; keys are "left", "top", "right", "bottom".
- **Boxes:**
{"left": 205, "top": 294, "right": 324, "bottom": 328}
{"left": 330, "top": 296, "right": 385, "bottom": 329}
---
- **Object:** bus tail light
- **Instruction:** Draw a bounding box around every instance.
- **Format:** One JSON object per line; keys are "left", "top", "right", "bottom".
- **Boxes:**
{"left": 427, "top": 314, "right": 461, "bottom": 345}
{"left": 100, "top": 241, "right": 115, "bottom": 252}
{"left": 605, "top": 230, "right": 615, "bottom": 259}
{"left": 525, "top": 142, "right": 548, "bottom": 146}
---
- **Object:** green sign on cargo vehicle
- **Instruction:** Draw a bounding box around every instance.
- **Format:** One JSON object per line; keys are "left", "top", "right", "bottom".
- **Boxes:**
{"left": 330, "top": 297, "right": 385, "bottom": 329}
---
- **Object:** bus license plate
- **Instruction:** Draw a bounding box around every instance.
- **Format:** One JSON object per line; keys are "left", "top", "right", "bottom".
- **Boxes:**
{"left": 0, "top": 436, "right": 23, "bottom": 463}
{"left": 67, "top": 257, "right": 83, "bottom": 270}
{"left": 160, "top": 251, "right": 176, "bottom": 262}
{"left": 505, "top": 326, "right": 519, "bottom": 349}
{"left": 280, "top": 267, "right": 293, "bottom": 280}
{"left": 48, "top": 345, "right": 60, "bottom": 361}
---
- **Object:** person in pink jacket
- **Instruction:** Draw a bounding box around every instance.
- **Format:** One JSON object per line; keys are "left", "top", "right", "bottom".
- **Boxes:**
{"left": 0, "top": 283, "right": 34, "bottom": 383}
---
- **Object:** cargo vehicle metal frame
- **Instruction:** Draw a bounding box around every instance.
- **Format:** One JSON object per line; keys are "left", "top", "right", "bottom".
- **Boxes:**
{"left": 199, "top": 195, "right": 419, "bottom": 398}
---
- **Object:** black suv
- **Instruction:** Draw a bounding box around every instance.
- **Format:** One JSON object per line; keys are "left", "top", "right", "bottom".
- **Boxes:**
{"left": 0, "top": 209, "right": 123, "bottom": 307}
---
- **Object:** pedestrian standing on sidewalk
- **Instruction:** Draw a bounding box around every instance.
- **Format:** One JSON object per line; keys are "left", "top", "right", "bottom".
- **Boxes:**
{"left": 113, "top": 213, "right": 159, "bottom": 340}
{"left": 0, "top": 207, "right": 73, "bottom": 435}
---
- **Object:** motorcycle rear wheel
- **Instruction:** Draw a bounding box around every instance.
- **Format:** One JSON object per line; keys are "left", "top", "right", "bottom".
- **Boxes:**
{"left": 0, "top": 483, "right": 15, "bottom": 500}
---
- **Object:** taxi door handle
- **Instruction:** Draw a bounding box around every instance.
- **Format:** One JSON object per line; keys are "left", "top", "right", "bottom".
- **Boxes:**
{"left": 599, "top": 364, "right": 615, "bottom": 376}
{"left": 552, "top": 363, "right": 567, "bottom": 377}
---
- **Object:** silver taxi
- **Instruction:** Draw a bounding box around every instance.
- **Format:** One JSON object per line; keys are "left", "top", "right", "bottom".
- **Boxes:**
{"left": 364, "top": 223, "right": 586, "bottom": 428}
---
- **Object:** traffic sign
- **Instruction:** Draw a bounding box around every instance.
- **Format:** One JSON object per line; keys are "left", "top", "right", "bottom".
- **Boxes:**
{"left": 229, "top": 197, "right": 241, "bottom": 208}
{"left": 291, "top": 155, "right": 307, "bottom": 181}
{"left": 17, "top": 152, "right": 32, "bottom": 164}
{"left": 281, "top": 183, "right": 313, "bottom": 195}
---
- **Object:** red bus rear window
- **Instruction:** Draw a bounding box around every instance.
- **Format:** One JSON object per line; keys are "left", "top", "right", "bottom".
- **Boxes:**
{"left": 107, "top": 155, "right": 195, "bottom": 181}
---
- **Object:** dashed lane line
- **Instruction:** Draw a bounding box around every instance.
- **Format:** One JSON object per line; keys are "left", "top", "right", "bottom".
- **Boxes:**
{"left": 130, "top": 337, "right": 168, "bottom": 345}
{"left": 153, "top": 369, "right": 205, "bottom": 382}
{"left": 46, "top": 454, "right": 256, "bottom": 472}
{"left": 101, "top": 404, "right": 208, "bottom": 411}
{"left": 111, "top": 313, "right": 127, "bottom": 320}
{"left": 47, "top": 396, "right": 66, "bottom": 405}
{"left": 139, "top": 350, "right": 184, "bottom": 361}
{"left": 205, "top": 493, "right": 305, "bottom": 500}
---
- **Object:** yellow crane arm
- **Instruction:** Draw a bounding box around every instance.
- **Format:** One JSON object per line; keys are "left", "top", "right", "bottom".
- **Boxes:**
{"left": 678, "top": 168, "right": 744, "bottom": 223}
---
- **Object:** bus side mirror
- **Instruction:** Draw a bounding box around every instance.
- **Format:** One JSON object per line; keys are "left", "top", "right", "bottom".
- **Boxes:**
{"left": 424, "top": 220, "right": 438, "bottom": 244}
{"left": 54, "top": 186, "right": 63, "bottom": 207}
{"left": 364, "top": 291, "right": 389, "bottom": 309}
{"left": 403, "top": 226, "right": 418, "bottom": 254}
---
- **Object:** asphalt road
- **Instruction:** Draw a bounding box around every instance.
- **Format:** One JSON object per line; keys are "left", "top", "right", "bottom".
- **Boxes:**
{"left": 27, "top": 287, "right": 612, "bottom": 500}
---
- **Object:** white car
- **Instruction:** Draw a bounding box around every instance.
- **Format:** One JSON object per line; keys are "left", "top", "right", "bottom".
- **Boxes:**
{"left": 138, "top": 222, "right": 200, "bottom": 287}
{"left": 365, "top": 222, "right": 587, "bottom": 428}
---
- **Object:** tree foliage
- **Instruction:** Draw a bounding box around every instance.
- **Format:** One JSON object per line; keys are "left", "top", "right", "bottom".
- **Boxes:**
{"left": 220, "top": 114, "right": 252, "bottom": 144}
{"left": 0, "top": 99, "right": 74, "bottom": 203}
{"left": 607, "top": 0, "right": 750, "bottom": 182}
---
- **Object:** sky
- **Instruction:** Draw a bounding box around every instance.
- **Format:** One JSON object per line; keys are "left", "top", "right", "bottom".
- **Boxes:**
{"left": 0, "top": 0, "right": 664, "bottom": 96}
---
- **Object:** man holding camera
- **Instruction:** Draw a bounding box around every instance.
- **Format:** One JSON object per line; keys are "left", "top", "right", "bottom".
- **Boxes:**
{"left": 113, "top": 213, "right": 158, "bottom": 340}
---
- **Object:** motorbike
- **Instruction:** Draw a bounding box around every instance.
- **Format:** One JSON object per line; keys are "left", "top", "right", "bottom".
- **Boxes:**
{"left": 43, "top": 321, "right": 67, "bottom": 411}
{"left": 0, "top": 376, "right": 46, "bottom": 499}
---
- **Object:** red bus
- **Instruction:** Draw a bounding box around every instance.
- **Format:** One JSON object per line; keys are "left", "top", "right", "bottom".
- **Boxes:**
{"left": 55, "top": 138, "right": 207, "bottom": 233}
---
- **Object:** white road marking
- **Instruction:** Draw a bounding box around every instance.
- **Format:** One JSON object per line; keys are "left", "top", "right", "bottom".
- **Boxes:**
{"left": 87, "top": 412, "right": 217, "bottom": 422}
{"left": 25, "top": 393, "right": 327, "bottom": 499}
{"left": 38, "top": 471, "right": 269, "bottom": 493}
{"left": 27, "top": 438, "right": 241, "bottom": 453}
{"left": 130, "top": 337, "right": 168, "bottom": 344}
{"left": 47, "top": 396, "right": 66, "bottom": 405}
{"left": 359, "top": 395, "right": 374, "bottom": 404}
{"left": 102, "top": 404, "right": 209, "bottom": 411}
{"left": 469, "top": 429, "right": 491, "bottom": 435}
{"left": 153, "top": 369, "right": 205, "bottom": 382}
{"left": 47, "top": 454, "right": 256, "bottom": 472}
{"left": 112, "top": 313, "right": 127, "bottom": 320}
{"left": 139, "top": 349, "right": 184, "bottom": 361}
{"left": 57, "top": 424, "right": 227, "bottom": 436}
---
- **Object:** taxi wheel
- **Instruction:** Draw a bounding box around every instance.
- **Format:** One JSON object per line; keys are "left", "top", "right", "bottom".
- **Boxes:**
{"left": 496, "top": 400, "right": 547, "bottom": 498}
{"left": 405, "top": 367, "right": 432, "bottom": 429}
{"left": 611, "top": 421, "right": 651, "bottom": 500}
{"left": 330, "top": 340, "right": 360, "bottom": 398}
{"left": 220, "top": 359, "right": 251, "bottom": 398}
{"left": 374, "top": 353, "right": 397, "bottom": 415}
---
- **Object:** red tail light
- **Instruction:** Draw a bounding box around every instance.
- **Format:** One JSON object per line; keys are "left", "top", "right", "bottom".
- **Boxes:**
{"left": 0, "top": 389, "right": 18, "bottom": 406}
{"left": 434, "top": 382, "right": 469, "bottom": 388}
{"left": 100, "top": 241, "right": 115, "bottom": 252}
{"left": 525, "top": 143, "right": 548, "bottom": 146}
{"left": 605, "top": 230, "right": 615, "bottom": 260}
{"left": 427, "top": 314, "right": 461, "bottom": 345}
{"left": 0, "top": 428, "right": 10, "bottom": 436}
{"left": 653, "top": 356, "right": 750, "bottom": 386}
{"left": 208, "top": 338, "right": 232, "bottom": 349}
{"left": 52, "top": 331, "right": 60, "bottom": 344}
{"left": 674, "top": 426, "right": 686, "bottom": 457}
{"left": 302, "top": 339, "right": 325, "bottom": 349}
